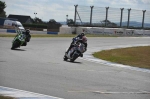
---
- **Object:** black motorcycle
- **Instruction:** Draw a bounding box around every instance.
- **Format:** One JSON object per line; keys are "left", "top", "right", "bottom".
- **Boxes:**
{"left": 64, "top": 42, "right": 86, "bottom": 62}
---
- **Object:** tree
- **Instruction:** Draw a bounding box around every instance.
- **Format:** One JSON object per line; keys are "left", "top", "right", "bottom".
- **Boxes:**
{"left": 100, "top": 20, "right": 117, "bottom": 27}
{"left": 0, "top": 1, "right": 6, "bottom": 13}
{"left": 47, "top": 19, "right": 61, "bottom": 29}
{"left": 0, "top": 11, "right": 6, "bottom": 17}
{"left": 110, "top": 22, "right": 117, "bottom": 27}
{"left": 101, "top": 20, "right": 111, "bottom": 25}
{"left": 0, "top": 0, "right": 6, "bottom": 17}
{"left": 32, "top": 17, "right": 43, "bottom": 24}
{"left": 48, "top": 19, "right": 56, "bottom": 24}
{"left": 67, "top": 19, "right": 74, "bottom": 25}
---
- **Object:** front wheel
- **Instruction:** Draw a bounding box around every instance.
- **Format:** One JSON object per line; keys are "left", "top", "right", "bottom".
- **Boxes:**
{"left": 11, "top": 41, "right": 20, "bottom": 49}
{"left": 70, "top": 53, "right": 79, "bottom": 62}
{"left": 63, "top": 55, "right": 68, "bottom": 61}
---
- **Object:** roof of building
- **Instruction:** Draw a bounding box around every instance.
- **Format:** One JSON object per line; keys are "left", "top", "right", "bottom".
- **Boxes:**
{"left": 8, "top": 14, "right": 31, "bottom": 23}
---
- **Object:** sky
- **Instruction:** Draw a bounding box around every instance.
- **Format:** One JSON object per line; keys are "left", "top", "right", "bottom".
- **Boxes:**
{"left": 2, "top": 0, "right": 150, "bottom": 22}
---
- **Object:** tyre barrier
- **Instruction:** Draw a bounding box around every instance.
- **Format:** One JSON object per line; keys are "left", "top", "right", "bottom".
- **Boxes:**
{"left": 7, "top": 29, "right": 16, "bottom": 33}
{"left": 47, "top": 31, "right": 58, "bottom": 34}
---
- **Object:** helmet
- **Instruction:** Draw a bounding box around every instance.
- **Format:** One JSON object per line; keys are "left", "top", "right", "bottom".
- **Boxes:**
{"left": 82, "top": 36, "right": 87, "bottom": 43}
{"left": 26, "top": 29, "right": 30, "bottom": 34}
{"left": 80, "top": 32, "right": 85, "bottom": 36}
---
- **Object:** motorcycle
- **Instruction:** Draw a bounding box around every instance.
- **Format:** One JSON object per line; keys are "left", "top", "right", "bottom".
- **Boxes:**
{"left": 11, "top": 29, "right": 31, "bottom": 50}
{"left": 64, "top": 42, "right": 86, "bottom": 62}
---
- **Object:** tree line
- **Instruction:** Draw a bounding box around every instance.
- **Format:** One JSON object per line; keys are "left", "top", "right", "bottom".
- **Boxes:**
{"left": 0, "top": 0, "right": 6, "bottom": 17}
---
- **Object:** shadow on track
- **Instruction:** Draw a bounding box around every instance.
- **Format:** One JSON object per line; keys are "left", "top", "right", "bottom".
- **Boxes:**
{"left": 11, "top": 49, "right": 26, "bottom": 51}
{"left": 64, "top": 60, "right": 82, "bottom": 64}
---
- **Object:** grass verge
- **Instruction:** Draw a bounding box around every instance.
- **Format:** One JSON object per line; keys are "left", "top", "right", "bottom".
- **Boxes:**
{"left": 93, "top": 46, "right": 150, "bottom": 69}
{"left": 0, "top": 95, "right": 16, "bottom": 99}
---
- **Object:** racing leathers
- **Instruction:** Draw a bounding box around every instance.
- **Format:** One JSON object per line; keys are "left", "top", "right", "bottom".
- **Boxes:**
{"left": 66, "top": 33, "right": 87, "bottom": 57}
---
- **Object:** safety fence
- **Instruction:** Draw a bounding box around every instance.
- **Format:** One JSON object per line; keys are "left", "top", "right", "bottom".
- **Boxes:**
{"left": 74, "top": 5, "right": 150, "bottom": 29}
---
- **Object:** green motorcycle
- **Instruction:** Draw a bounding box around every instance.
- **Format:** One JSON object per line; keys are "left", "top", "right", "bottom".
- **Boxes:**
{"left": 11, "top": 29, "right": 30, "bottom": 50}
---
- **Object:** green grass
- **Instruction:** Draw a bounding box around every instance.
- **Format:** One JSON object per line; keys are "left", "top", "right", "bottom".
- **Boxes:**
{"left": 0, "top": 95, "right": 16, "bottom": 99}
{"left": 93, "top": 46, "right": 150, "bottom": 69}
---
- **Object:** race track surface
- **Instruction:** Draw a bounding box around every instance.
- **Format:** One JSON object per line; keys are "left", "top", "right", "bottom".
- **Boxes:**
{"left": 0, "top": 37, "right": 150, "bottom": 99}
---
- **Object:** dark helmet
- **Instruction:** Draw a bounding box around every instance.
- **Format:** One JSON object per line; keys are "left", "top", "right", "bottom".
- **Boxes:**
{"left": 26, "top": 29, "right": 30, "bottom": 34}
{"left": 80, "top": 32, "right": 85, "bottom": 36}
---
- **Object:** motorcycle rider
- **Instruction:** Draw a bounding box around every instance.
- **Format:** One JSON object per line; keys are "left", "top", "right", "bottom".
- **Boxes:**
{"left": 21, "top": 29, "right": 31, "bottom": 46}
{"left": 66, "top": 32, "right": 87, "bottom": 57}
{"left": 24, "top": 29, "right": 31, "bottom": 42}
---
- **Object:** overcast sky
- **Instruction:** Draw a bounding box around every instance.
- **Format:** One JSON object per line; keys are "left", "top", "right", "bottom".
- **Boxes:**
{"left": 2, "top": 0, "right": 150, "bottom": 22}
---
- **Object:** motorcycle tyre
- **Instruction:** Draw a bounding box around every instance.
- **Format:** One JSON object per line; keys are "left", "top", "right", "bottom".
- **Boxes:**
{"left": 63, "top": 55, "right": 68, "bottom": 61}
{"left": 70, "top": 53, "right": 78, "bottom": 62}
{"left": 11, "top": 41, "right": 20, "bottom": 50}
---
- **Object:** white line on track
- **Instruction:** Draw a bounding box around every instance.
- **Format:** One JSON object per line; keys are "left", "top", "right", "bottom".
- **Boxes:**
{"left": 81, "top": 44, "right": 150, "bottom": 73}
{"left": 68, "top": 90, "right": 150, "bottom": 94}
{"left": 93, "top": 91, "right": 150, "bottom": 94}
{"left": 0, "top": 86, "right": 63, "bottom": 99}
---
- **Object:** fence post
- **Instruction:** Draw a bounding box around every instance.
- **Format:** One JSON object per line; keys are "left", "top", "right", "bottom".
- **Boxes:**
{"left": 90, "top": 6, "right": 94, "bottom": 26}
{"left": 74, "top": 5, "right": 78, "bottom": 25}
{"left": 105, "top": 7, "right": 109, "bottom": 27}
{"left": 120, "top": 8, "right": 124, "bottom": 27}
{"left": 127, "top": 8, "right": 131, "bottom": 28}
{"left": 142, "top": 10, "right": 146, "bottom": 29}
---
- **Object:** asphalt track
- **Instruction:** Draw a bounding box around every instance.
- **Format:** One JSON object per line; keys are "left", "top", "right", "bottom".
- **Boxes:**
{"left": 0, "top": 37, "right": 150, "bottom": 99}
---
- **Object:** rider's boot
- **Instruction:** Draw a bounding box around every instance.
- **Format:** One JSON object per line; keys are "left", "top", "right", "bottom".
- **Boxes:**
{"left": 80, "top": 53, "right": 83, "bottom": 57}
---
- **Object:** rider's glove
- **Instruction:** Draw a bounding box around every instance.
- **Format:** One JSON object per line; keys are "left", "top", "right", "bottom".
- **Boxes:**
{"left": 72, "top": 38, "right": 76, "bottom": 42}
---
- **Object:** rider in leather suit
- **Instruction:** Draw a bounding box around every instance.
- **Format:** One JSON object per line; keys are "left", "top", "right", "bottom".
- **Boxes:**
{"left": 66, "top": 32, "right": 87, "bottom": 57}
